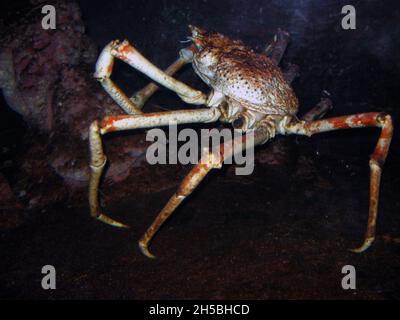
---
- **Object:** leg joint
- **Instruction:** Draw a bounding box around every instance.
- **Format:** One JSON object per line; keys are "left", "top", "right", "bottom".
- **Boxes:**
{"left": 200, "top": 149, "right": 223, "bottom": 169}
{"left": 376, "top": 112, "right": 393, "bottom": 128}
{"left": 369, "top": 158, "right": 382, "bottom": 171}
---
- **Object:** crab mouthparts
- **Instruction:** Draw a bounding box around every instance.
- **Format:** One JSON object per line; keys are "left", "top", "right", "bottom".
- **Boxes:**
{"left": 187, "top": 25, "right": 206, "bottom": 50}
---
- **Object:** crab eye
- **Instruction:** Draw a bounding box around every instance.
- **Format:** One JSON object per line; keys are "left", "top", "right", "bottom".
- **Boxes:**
{"left": 189, "top": 25, "right": 201, "bottom": 38}
{"left": 189, "top": 25, "right": 208, "bottom": 41}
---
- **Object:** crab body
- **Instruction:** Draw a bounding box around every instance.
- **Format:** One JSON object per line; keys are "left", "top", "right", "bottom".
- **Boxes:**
{"left": 190, "top": 26, "right": 298, "bottom": 130}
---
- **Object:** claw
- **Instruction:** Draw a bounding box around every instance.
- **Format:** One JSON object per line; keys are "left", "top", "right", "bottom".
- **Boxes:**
{"left": 139, "top": 241, "right": 156, "bottom": 259}
{"left": 349, "top": 237, "right": 374, "bottom": 253}
{"left": 97, "top": 213, "right": 130, "bottom": 228}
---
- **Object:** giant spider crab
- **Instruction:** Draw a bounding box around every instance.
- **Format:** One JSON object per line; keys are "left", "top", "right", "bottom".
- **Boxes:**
{"left": 88, "top": 26, "right": 393, "bottom": 258}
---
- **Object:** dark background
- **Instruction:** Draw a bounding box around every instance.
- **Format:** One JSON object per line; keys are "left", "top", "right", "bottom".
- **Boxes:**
{"left": 0, "top": 0, "right": 399, "bottom": 299}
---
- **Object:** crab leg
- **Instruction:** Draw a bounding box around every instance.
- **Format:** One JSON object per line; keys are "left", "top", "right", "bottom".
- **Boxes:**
{"left": 89, "top": 108, "right": 221, "bottom": 228}
{"left": 95, "top": 42, "right": 142, "bottom": 115}
{"left": 301, "top": 97, "right": 333, "bottom": 122}
{"left": 283, "top": 63, "right": 300, "bottom": 84}
{"left": 284, "top": 112, "right": 393, "bottom": 252}
{"left": 138, "top": 126, "right": 272, "bottom": 258}
{"left": 130, "top": 46, "right": 196, "bottom": 109}
{"left": 105, "top": 40, "right": 207, "bottom": 105}
{"left": 264, "top": 29, "right": 291, "bottom": 66}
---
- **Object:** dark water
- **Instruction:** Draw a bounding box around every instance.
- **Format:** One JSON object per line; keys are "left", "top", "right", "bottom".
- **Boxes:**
{"left": 0, "top": 0, "right": 399, "bottom": 299}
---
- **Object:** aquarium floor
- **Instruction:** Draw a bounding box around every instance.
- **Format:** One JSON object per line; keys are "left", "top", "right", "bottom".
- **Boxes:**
{"left": 1, "top": 156, "right": 399, "bottom": 299}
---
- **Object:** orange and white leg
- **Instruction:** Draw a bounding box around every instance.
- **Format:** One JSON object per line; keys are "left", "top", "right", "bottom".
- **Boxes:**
{"left": 138, "top": 126, "right": 273, "bottom": 258}
{"left": 94, "top": 41, "right": 142, "bottom": 115}
{"left": 283, "top": 112, "right": 393, "bottom": 252}
{"left": 89, "top": 108, "right": 221, "bottom": 229}
{"left": 95, "top": 40, "right": 207, "bottom": 108}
